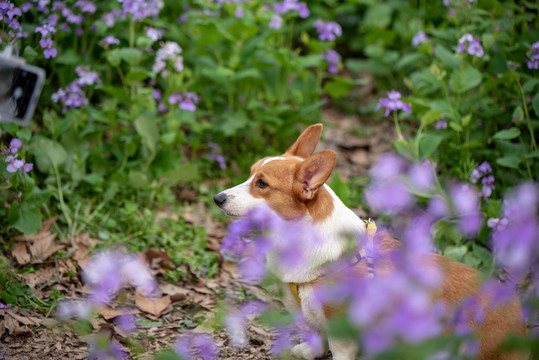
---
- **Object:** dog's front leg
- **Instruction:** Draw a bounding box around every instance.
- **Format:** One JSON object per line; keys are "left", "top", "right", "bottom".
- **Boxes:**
{"left": 328, "top": 337, "right": 358, "bottom": 360}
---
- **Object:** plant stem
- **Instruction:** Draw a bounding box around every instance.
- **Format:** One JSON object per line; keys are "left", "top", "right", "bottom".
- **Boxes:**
{"left": 52, "top": 163, "right": 72, "bottom": 235}
{"left": 516, "top": 80, "right": 537, "bottom": 150}
{"left": 393, "top": 112, "right": 404, "bottom": 140}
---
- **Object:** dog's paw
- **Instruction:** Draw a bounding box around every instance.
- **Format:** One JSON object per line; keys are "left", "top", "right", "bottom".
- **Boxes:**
{"left": 291, "top": 342, "right": 323, "bottom": 360}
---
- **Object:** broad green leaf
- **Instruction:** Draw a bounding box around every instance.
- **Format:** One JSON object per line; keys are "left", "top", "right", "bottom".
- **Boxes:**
{"left": 218, "top": 111, "right": 248, "bottom": 136}
{"left": 165, "top": 163, "right": 199, "bottom": 184}
{"left": 364, "top": 3, "right": 393, "bottom": 29}
{"left": 493, "top": 127, "right": 521, "bottom": 140}
{"left": 444, "top": 245, "right": 467, "bottom": 261}
{"left": 106, "top": 49, "right": 122, "bottom": 67}
{"left": 120, "top": 48, "right": 142, "bottom": 65}
{"left": 525, "top": 149, "right": 539, "bottom": 158}
{"left": 522, "top": 78, "right": 539, "bottom": 93}
{"left": 30, "top": 137, "right": 67, "bottom": 173}
{"left": 421, "top": 110, "right": 442, "bottom": 126}
{"left": 392, "top": 139, "right": 414, "bottom": 160}
{"left": 449, "top": 66, "right": 482, "bottom": 93}
{"left": 512, "top": 106, "right": 524, "bottom": 123}
{"left": 55, "top": 49, "right": 81, "bottom": 65}
{"left": 128, "top": 170, "right": 150, "bottom": 190}
{"left": 126, "top": 70, "right": 150, "bottom": 84}
{"left": 12, "top": 203, "right": 42, "bottom": 235}
{"left": 496, "top": 155, "right": 521, "bottom": 169}
{"left": 324, "top": 77, "right": 354, "bottom": 99}
{"left": 419, "top": 134, "right": 444, "bottom": 159}
{"left": 434, "top": 44, "right": 461, "bottom": 69}
{"left": 134, "top": 115, "right": 159, "bottom": 154}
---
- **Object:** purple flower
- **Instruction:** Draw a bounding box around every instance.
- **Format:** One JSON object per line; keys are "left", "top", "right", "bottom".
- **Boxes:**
{"left": 487, "top": 217, "right": 508, "bottom": 232}
{"left": 412, "top": 30, "right": 428, "bottom": 46}
{"left": 207, "top": 142, "right": 227, "bottom": 170}
{"left": 61, "top": 8, "right": 84, "bottom": 24}
{"left": 269, "top": 14, "right": 283, "bottom": 29}
{"left": 376, "top": 90, "right": 412, "bottom": 117}
{"left": 234, "top": 6, "right": 243, "bottom": 18}
{"left": 115, "top": 313, "right": 136, "bottom": 334}
{"left": 323, "top": 49, "right": 340, "bottom": 74}
{"left": 168, "top": 93, "right": 182, "bottom": 105}
{"left": 74, "top": 0, "right": 96, "bottom": 14}
{"left": 225, "top": 300, "right": 267, "bottom": 347}
{"left": 145, "top": 27, "right": 164, "bottom": 42}
{"left": 75, "top": 66, "right": 101, "bottom": 86}
{"left": 365, "top": 178, "right": 414, "bottom": 214}
{"left": 456, "top": 33, "right": 484, "bottom": 58}
{"left": 101, "top": 10, "right": 120, "bottom": 27}
{"left": 35, "top": 23, "right": 56, "bottom": 37}
{"left": 313, "top": 20, "right": 342, "bottom": 41}
{"left": 174, "top": 332, "right": 219, "bottom": 360}
{"left": 100, "top": 35, "right": 120, "bottom": 46}
{"left": 408, "top": 159, "right": 435, "bottom": 192}
{"left": 526, "top": 42, "right": 539, "bottom": 69}
{"left": 370, "top": 153, "right": 406, "bottom": 182}
{"left": 481, "top": 175, "right": 495, "bottom": 198}
{"left": 153, "top": 41, "right": 183, "bottom": 76}
{"left": 435, "top": 118, "right": 447, "bottom": 129}
{"left": 10, "top": 138, "right": 22, "bottom": 150}
{"left": 118, "top": 0, "right": 164, "bottom": 21}
{"left": 39, "top": 38, "right": 53, "bottom": 48}
{"left": 450, "top": 184, "right": 482, "bottom": 236}
{"left": 274, "top": 0, "right": 309, "bottom": 18}
{"left": 21, "top": 3, "right": 32, "bottom": 13}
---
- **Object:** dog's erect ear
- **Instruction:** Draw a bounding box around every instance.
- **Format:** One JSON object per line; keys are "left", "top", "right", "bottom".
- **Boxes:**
{"left": 285, "top": 123, "right": 323, "bottom": 158}
{"left": 294, "top": 150, "right": 336, "bottom": 201}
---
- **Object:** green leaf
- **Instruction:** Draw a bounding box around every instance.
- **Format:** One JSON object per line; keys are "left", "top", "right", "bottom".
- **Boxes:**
{"left": 29, "top": 137, "right": 67, "bottom": 173}
{"left": 444, "top": 245, "right": 467, "bottom": 261}
{"left": 13, "top": 203, "right": 42, "bottom": 235}
{"left": 106, "top": 49, "right": 122, "bottom": 67}
{"left": 329, "top": 173, "right": 351, "bottom": 206}
{"left": 128, "top": 170, "right": 150, "bottom": 190}
{"left": 126, "top": 70, "right": 150, "bottom": 84}
{"left": 496, "top": 155, "right": 521, "bottom": 169}
{"left": 493, "top": 127, "right": 521, "bottom": 140}
{"left": 218, "top": 111, "right": 248, "bottom": 136}
{"left": 135, "top": 36, "right": 153, "bottom": 49}
{"left": 134, "top": 115, "right": 159, "bottom": 154}
{"left": 420, "top": 110, "right": 442, "bottom": 127}
{"left": 532, "top": 93, "right": 539, "bottom": 118}
{"left": 472, "top": 243, "right": 493, "bottom": 266}
{"left": 418, "top": 134, "right": 444, "bottom": 159}
{"left": 324, "top": 77, "right": 354, "bottom": 99}
{"left": 522, "top": 78, "right": 539, "bottom": 93}
{"left": 512, "top": 106, "right": 524, "bottom": 124}
{"left": 22, "top": 46, "right": 38, "bottom": 63}
{"left": 120, "top": 48, "right": 142, "bottom": 65}
{"left": 434, "top": 44, "right": 461, "bottom": 69}
{"left": 55, "top": 49, "right": 81, "bottom": 65}
{"left": 525, "top": 149, "right": 539, "bottom": 158}
{"left": 164, "top": 163, "right": 199, "bottom": 184}
{"left": 449, "top": 66, "right": 482, "bottom": 93}
{"left": 392, "top": 139, "right": 414, "bottom": 160}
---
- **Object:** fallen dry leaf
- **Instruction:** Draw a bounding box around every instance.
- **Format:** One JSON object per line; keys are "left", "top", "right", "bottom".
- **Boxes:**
{"left": 6, "top": 311, "right": 42, "bottom": 326}
{"left": 134, "top": 295, "right": 171, "bottom": 317}
{"left": 145, "top": 249, "right": 175, "bottom": 270}
{"left": 13, "top": 217, "right": 57, "bottom": 242}
{"left": 11, "top": 242, "right": 30, "bottom": 265}
{"left": 96, "top": 306, "right": 139, "bottom": 320}
{"left": 29, "top": 231, "right": 63, "bottom": 263}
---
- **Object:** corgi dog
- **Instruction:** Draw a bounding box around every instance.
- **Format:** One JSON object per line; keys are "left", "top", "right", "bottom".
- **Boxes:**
{"left": 214, "top": 124, "right": 526, "bottom": 360}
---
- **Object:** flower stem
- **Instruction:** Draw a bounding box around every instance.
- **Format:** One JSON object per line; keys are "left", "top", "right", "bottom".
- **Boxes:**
{"left": 393, "top": 112, "right": 404, "bottom": 140}
{"left": 516, "top": 79, "right": 537, "bottom": 150}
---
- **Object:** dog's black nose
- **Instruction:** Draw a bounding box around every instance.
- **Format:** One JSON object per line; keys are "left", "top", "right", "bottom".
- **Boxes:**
{"left": 213, "top": 192, "right": 228, "bottom": 207}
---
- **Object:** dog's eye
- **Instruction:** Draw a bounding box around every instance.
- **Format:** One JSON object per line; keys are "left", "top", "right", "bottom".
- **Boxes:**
{"left": 256, "top": 178, "right": 269, "bottom": 189}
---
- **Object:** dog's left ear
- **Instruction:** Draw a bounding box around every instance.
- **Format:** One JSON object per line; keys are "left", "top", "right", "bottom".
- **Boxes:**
{"left": 285, "top": 123, "right": 323, "bottom": 158}
{"left": 294, "top": 150, "right": 336, "bottom": 201}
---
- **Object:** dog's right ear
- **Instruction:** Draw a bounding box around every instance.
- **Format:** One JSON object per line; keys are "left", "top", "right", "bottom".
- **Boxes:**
{"left": 284, "top": 123, "right": 323, "bottom": 158}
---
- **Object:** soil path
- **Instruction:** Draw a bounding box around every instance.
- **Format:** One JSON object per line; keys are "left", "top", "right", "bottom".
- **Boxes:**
{"left": 0, "top": 109, "right": 395, "bottom": 360}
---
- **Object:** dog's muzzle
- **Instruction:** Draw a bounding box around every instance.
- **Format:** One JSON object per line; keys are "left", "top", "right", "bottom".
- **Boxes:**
{"left": 213, "top": 192, "right": 228, "bottom": 208}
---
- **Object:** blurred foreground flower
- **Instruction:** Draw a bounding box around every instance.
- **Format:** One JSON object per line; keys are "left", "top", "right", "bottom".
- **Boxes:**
{"left": 412, "top": 30, "right": 428, "bottom": 46}
{"left": 175, "top": 332, "right": 219, "bottom": 360}
{"left": 527, "top": 42, "right": 539, "bottom": 69}
{"left": 323, "top": 49, "right": 340, "bottom": 74}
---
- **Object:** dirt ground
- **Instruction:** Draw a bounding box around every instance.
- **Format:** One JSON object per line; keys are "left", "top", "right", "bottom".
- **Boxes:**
{"left": 0, "top": 108, "right": 396, "bottom": 360}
